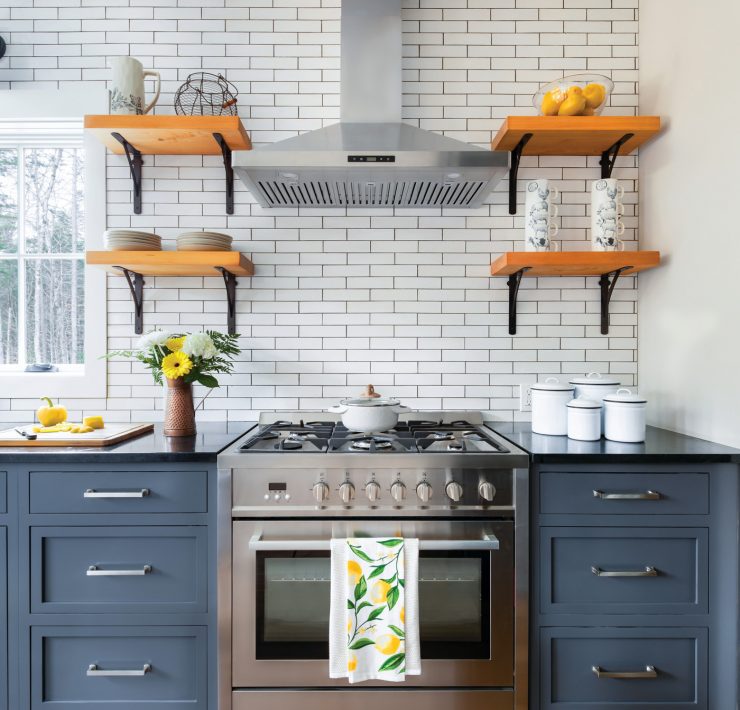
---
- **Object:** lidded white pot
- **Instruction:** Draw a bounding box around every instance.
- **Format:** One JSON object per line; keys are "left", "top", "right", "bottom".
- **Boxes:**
{"left": 569, "top": 372, "right": 620, "bottom": 431}
{"left": 567, "top": 397, "right": 602, "bottom": 442}
{"left": 603, "top": 388, "right": 647, "bottom": 443}
{"left": 531, "top": 377, "right": 575, "bottom": 436}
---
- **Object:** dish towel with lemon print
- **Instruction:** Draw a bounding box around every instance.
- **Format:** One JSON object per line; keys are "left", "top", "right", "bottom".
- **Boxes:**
{"left": 329, "top": 537, "right": 420, "bottom": 683}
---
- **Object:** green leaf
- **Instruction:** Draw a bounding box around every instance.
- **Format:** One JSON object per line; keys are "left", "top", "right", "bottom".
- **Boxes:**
{"left": 196, "top": 373, "right": 219, "bottom": 388}
{"left": 378, "top": 653, "right": 405, "bottom": 672}
{"left": 388, "top": 625, "right": 405, "bottom": 638}
{"left": 386, "top": 586, "right": 400, "bottom": 610}
{"left": 366, "top": 607, "right": 384, "bottom": 622}
{"left": 348, "top": 544, "right": 373, "bottom": 562}
{"left": 349, "top": 638, "right": 376, "bottom": 650}
{"left": 356, "top": 601, "right": 372, "bottom": 613}
{"left": 398, "top": 578, "right": 405, "bottom": 588}
{"left": 378, "top": 539, "right": 403, "bottom": 547}
{"left": 368, "top": 564, "right": 387, "bottom": 579}
{"left": 354, "top": 575, "right": 367, "bottom": 601}
{"left": 347, "top": 599, "right": 355, "bottom": 610}
{"left": 381, "top": 574, "right": 397, "bottom": 585}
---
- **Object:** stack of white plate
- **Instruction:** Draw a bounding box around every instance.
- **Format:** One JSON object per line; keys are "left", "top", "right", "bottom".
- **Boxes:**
{"left": 176, "top": 231, "right": 233, "bottom": 252}
{"left": 105, "top": 230, "right": 162, "bottom": 251}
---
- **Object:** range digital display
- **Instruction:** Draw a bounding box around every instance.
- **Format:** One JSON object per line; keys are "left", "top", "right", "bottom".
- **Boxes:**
{"left": 347, "top": 155, "right": 395, "bottom": 163}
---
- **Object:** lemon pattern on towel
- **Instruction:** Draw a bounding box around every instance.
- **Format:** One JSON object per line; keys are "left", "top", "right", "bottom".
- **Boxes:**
{"left": 345, "top": 538, "right": 406, "bottom": 677}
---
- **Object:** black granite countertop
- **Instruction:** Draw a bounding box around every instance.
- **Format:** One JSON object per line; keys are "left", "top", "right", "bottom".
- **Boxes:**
{"left": 0, "top": 422, "right": 255, "bottom": 463}
{"left": 488, "top": 422, "right": 740, "bottom": 464}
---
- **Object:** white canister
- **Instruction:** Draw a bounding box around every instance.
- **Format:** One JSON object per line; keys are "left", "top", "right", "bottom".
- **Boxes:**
{"left": 604, "top": 388, "right": 647, "bottom": 443}
{"left": 567, "top": 397, "right": 602, "bottom": 441}
{"left": 531, "top": 377, "right": 575, "bottom": 436}
{"left": 569, "top": 372, "right": 621, "bottom": 431}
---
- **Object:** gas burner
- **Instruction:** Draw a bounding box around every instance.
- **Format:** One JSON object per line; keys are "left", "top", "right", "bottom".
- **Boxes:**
{"left": 351, "top": 437, "right": 393, "bottom": 451}
{"left": 261, "top": 431, "right": 279, "bottom": 440}
{"left": 447, "top": 441, "right": 464, "bottom": 451}
{"left": 428, "top": 432, "right": 455, "bottom": 441}
{"left": 278, "top": 439, "right": 303, "bottom": 450}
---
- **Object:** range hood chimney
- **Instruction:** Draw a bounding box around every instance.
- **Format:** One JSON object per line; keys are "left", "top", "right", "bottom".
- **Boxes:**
{"left": 234, "top": 0, "right": 508, "bottom": 209}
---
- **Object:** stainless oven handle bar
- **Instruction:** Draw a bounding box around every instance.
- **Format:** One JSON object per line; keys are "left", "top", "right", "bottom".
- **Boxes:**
{"left": 248, "top": 533, "right": 499, "bottom": 551}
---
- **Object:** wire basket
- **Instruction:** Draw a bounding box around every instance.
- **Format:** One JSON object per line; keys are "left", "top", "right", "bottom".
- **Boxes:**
{"left": 174, "top": 72, "right": 238, "bottom": 116}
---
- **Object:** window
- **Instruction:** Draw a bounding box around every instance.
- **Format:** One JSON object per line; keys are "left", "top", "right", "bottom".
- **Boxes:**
{"left": 0, "top": 144, "right": 86, "bottom": 368}
{"left": 0, "top": 89, "right": 107, "bottom": 398}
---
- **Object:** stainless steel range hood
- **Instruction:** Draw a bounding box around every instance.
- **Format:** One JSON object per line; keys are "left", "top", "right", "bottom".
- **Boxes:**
{"left": 234, "top": 0, "right": 508, "bottom": 209}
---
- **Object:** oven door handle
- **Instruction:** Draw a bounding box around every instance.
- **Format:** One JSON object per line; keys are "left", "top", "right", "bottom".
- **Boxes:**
{"left": 248, "top": 532, "right": 499, "bottom": 551}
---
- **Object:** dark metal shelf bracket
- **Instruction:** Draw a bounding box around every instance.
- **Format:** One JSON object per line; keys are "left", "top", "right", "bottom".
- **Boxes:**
{"left": 599, "top": 266, "right": 632, "bottom": 335}
{"left": 507, "top": 267, "right": 532, "bottom": 335}
{"left": 213, "top": 133, "right": 234, "bottom": 215}
{"left": 508, "top": 133, "right": 533, "bottom": 215}
{"left": 111, "top": 132, "right": 143, "bottom": 214}
{"left": 599, "top": 133, "right": 634, "bottom": 179}
{"left": 114, "top": 266, "right": 145, "bottom": 335}
{"left": 215, "top": 267, "right": 238, "bottom": 335}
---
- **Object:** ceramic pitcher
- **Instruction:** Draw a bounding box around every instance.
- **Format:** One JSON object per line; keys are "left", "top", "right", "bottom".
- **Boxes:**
{"left": 109, "top": 57, "right": 161, "bottom": 115}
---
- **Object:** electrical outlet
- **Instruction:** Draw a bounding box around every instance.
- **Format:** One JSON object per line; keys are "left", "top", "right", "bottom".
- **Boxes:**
{"left": 519, "top": 384, "right": 532, "bottom": 412}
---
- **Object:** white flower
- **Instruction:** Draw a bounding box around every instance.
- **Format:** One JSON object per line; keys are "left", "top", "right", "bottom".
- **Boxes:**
{"left": 182, "top": 332, "right": 217, "bottom": 360}
{"left": 136, "top": 330, "right": 171, "bottom": 350}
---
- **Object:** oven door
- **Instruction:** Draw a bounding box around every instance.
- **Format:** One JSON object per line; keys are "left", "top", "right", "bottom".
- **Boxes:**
{"left": 232, "top": 519, "right": 513, "bottom": 688}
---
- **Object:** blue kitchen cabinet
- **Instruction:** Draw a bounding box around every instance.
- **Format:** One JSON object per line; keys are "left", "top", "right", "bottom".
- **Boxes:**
{"left": 0, "top": 525, "right": 7, "bottom": 710}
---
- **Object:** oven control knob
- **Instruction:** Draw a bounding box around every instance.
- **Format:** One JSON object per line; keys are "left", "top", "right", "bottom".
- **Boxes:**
{"left": 416, "top": 481, "right": 433, "bottom": 503}
{"left": 339, "top": 481, "right": 355, "bottom": 505}
{"left": 390, "top": 481, "right": 406, "bottom": 503}
{"left": 479, "top": 481, "right": 497, "bottom": 502}
{"left": 365, "top": 481, "right": 381, "bottom": 502}
{"left": 445, "top": 481, "right": 463, "bottom": 503}
{"left": 312, "top": 481, "right": 330, "bottom": 503}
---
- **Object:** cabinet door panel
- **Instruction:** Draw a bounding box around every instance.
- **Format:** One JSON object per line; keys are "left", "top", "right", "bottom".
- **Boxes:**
{"left": 0, "top": 528, "right": 6, "bottom": 710}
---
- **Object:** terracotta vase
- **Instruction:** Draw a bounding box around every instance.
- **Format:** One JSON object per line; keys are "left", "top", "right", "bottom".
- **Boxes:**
{"left": 164, "top": 377, "right": 196, "bottom": 437}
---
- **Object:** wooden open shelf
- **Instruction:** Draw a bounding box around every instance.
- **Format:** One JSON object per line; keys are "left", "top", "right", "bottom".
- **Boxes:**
{"left": 84, "top": 115, "right": 251, "bottom": 215}
{"left": 491, "top": 251, "right": 661, "bottom": 336}
{"left": 84, "top": 115, "right": 251, "bottom": 154}
{"left": 86, "top": 250, "right": 253, "bottom": 277}
{"left": 491, "top": 250, "right": 660, "bottom": 277}
{"left": 491, "top": 116, "right": 661, "bottom": 156}
{"left": 86, "top": 250, "right": 254, "bottom": 335}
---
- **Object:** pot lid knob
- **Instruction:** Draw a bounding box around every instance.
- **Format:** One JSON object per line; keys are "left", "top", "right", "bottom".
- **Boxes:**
{"left": 361, "top": 384, "right": 381, "bottom": 398}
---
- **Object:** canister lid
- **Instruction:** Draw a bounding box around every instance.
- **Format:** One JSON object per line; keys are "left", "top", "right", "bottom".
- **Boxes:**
{"left": 531, "top": 377, "right": 575, "bottom": 392}
{"left": 567, "top": 397, "right": 602, "bottom": 409}
{"left": 569, "top": 371, "right": 621, "bottom": 386}
{"left": 603, "top": 387, "right": 647, "bottom": 404}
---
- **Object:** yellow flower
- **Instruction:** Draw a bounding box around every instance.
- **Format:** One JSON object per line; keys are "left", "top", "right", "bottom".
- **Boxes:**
{"left": 162, "top": 351, "right": 193, "bottom": 380}
{"left": 370, "top": 580, "right": 391, "bottom": 604}
{"left": 166, "top": 336, "right": 186, "bottom": 352}
{"left": 375, "top": 634, "right": 401, "bottom": 655}
{"left": 347, "top": 654, "right": 357, "bottom": 672}
{"left": 400, "top": 606, "right": 405, "bottom": 624}
{"left": 348, "top": 560, "right": 362, "bottom": 586}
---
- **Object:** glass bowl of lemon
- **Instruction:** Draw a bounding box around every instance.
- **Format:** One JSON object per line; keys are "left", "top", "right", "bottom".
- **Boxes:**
{"left": 533, "top": 73, "right": 614, "bottom": 116}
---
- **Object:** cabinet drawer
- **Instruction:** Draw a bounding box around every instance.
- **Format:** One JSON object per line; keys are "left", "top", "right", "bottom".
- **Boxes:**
{"left": 541, "top": 627, "right": 707, "bottom": 709}
{"left": 31, "top": 526, "right": 207, "bottom": 614}
{"left": 0, "top": 528, "right": 6, "bottom": 710}
{"left": 31, "top": 626, "right": 206, "bottom": 710}
{"left": 0, "top": 472, "right": 6, "bottom": 513}
{"left": 29, "top": 469, "right": 207, "bottom": 514}
{"left": 541, "top": 527, "right": 707, "bottom": 615}
{"left": 540, "top": 471, "right": 708, "bottom": 515}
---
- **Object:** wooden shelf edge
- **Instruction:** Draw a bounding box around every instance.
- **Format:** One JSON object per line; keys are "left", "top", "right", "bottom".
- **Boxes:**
{"left": 85, "top": 250, "right": 254, "bottom": 277}
{"left": 490, "top": 250, "right": 661, "bottom": 277}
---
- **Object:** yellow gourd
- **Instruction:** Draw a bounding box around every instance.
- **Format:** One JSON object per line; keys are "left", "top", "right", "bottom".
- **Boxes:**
{"left": 36, "top": 397, "right": 68, "bottom": 427}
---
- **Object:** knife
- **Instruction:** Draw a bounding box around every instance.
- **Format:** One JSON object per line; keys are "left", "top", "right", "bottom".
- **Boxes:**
{"left": 15, "top": 428, "right": 38, "bottom": 441}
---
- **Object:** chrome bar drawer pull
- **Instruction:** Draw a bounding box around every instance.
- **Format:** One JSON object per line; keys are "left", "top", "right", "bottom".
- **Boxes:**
{"left": 592, "top": 665, "right": 658, "bottom": 679}
{"left": 87, "top": 565, "right": 152, "bottom": 576}
{"left": 593, "top": 489, "right": 661, "bottom": 501}
{"left": 591, "top": 565, "right": 658, "bottom": 577}
{"left": 87, "top": 663, "right": 152, "bottom": 677}
{"left": 84, "top": 488, "right": 150, "bottom": 499}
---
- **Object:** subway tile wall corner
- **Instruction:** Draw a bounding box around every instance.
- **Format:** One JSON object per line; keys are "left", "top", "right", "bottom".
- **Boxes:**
{"left": 0, "top": 0, "right": 639, "bottom": 423}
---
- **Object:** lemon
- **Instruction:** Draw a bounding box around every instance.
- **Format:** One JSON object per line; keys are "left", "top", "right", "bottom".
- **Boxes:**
{"left": 540, "top": 89, "right": 565, "bottom": 116}
{"left": 375, "top": 634, "right": 401, "bottom": 656}
{"left": 370, "top": 580, "right": 391, "bottom": 604}
{"left": 347, "top": 560, "right": 362, "bottom": 586}
{"left": 583, "top": 83, "right": 606, "bottom": 109}
{"left": 558, "top": 93, "right": 587, "bottom": 116}
{"left": 348, "top": 654, "right": 358, "bottom": 672}
{"left": 567, "top": 85, "right": 583, "bottom": 96}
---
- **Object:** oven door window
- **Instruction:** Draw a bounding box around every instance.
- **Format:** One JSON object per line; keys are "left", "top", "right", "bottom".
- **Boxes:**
{"left": 255, "top": 551, "right": 490, "bottom": 660}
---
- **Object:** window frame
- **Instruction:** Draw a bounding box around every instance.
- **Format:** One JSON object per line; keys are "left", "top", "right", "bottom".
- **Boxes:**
{"left": 0, "top": 89, "right": 107, "bottom": 398}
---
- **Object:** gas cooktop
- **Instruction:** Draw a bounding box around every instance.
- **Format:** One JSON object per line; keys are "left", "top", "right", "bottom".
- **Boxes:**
{"left": 237, "top": 417, "right": 509, "bottom": 454}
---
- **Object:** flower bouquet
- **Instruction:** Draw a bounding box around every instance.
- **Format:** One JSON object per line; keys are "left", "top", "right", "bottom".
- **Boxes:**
{"left": 106, "top": 330, "right": 240, "bottom": 436}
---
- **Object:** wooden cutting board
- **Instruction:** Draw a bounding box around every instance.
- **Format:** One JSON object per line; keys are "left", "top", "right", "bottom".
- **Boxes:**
{"left": 0, "top": 423, "right": 154, "bottom": 447}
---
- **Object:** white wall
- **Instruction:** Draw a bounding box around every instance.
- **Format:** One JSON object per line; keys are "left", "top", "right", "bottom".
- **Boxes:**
{"left": 0, "top": 0, "right": 640, "bottom": 423}
{"left": 639, "top": 0, "right": 740, "bottom": 447}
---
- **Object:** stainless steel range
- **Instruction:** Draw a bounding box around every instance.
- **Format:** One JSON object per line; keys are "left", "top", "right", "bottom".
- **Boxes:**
{"left": 217, "top": 412, "right": 529, "bottom": 710}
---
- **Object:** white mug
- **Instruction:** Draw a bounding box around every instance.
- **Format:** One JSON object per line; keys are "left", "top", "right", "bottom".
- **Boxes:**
{"left": 109, "top": 57, "right": 161, "bottom": 115}
{"left": 525, "top": 179, "right": 560, "bottom": 252}
{"left": 591, "top": 178, "right": 626, "bottom": 251}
